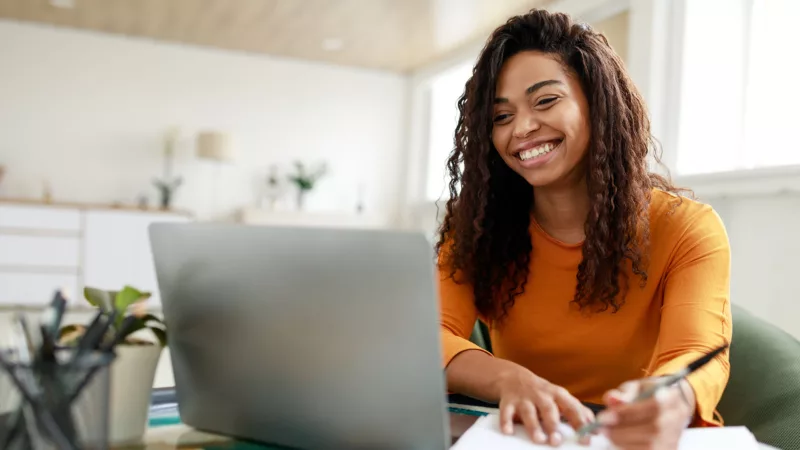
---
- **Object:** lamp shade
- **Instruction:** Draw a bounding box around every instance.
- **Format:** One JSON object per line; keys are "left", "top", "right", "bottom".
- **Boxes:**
{"left": 196, "top": 131, "right": 233, "bottom": 162}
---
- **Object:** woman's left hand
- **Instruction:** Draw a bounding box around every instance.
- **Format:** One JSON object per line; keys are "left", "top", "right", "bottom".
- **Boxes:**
{"left": 596, "top": 378, "right": 696, "bottom": 450}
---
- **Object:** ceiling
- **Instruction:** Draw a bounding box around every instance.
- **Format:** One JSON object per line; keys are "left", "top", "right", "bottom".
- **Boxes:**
{"left": 0, "top": 0, "right": 552, "bottom": 72}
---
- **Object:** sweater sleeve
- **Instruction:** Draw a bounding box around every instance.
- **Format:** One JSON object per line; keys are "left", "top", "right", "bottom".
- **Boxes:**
{"left": 438, "top": 258, "right": 491, "bottom": 368}
{"left": 647, "top": 206, "right": 732, "bottom": 427}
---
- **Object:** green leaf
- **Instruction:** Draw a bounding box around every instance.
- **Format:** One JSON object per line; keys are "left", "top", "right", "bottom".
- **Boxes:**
{"left": 147, "top": 326, "right": 168, "bottom": 347}
{"left": 116, "top": 319, "right": 146, "bottom": 345}
{"left": 84, "top": 287, "right": 114, "bottom": 312}
{"left": 117, "top": 314, "right": 167, "bottom": 346}
{"left": 115, "top": 286, "right": 151, "bottom": 313}
{"left": 139, "top": 314, "right": 166, "bottom": 330}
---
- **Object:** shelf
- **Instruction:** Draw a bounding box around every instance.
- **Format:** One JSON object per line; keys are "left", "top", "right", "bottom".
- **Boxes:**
{"left": 0, "top": 264, "right": 80, "bottom": 275}
{"left": 0, "top": 197, "right": 193, "bottom": 217}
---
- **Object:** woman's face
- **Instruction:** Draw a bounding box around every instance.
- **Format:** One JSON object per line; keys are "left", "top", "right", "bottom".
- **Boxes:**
{"left": 491, "top": 51, "right": 591, "bottom": 188}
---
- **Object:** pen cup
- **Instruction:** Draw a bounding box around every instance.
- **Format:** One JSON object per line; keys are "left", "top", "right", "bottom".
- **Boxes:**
{"left": 0, "top": 349, "right": 115, "bottom": 450}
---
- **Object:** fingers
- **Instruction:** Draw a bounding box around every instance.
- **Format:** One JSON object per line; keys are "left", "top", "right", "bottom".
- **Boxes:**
{"left": 597, "top": 398, "right": 658, "bottom": 429}
{"left": 611, "top": 386, "right": 680, "bottom": 426}
{"left": 603, "top": 380, "right": 640, "bottom": 406}
{"left": 517, "top": 401, "right": 547, "bottom": 444}
{"left": 584, "top": 406, "right": 598, "bottom": 427}
{"left": 536, "top": 398, "right": 563, "bottom": 446}
{"left": 554, "top": 387, "right": 593, "bottom": 431}
{"left": 604, "top": 412, "right": 682, "bottom": 449}
{"left": 604, "top": 422, "right": 657, "bottom": 449}
{"left": 499, "top": 401, "right": 516, "bottom": 435}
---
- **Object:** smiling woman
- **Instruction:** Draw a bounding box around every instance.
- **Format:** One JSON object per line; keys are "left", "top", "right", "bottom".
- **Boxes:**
{"left": 491, "top": 60, "right": 590, "bottom": 188}
{"left": 436, "top": 8, "right": 732, "bottom": 450}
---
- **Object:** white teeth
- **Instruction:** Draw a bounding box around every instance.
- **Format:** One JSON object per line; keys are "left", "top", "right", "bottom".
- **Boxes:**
{"left": 519, "top": 142, "right": 559, "bottom": 161}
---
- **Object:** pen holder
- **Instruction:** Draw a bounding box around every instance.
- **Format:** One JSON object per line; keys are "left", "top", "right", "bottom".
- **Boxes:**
{"left": 0, "top": 349, "right": 115, "bottom": 450}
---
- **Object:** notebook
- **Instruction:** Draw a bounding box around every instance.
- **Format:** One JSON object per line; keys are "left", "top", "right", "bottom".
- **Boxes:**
{"left": 452, "top": 415, "right": 760, "bottom": 450}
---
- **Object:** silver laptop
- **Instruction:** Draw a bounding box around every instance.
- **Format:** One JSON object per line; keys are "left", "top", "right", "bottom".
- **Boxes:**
{"left": 149, "top": 223, "right": 449, "bottom": 450}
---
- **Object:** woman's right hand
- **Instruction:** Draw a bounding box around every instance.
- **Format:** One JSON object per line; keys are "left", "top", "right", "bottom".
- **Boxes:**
{"left": 497, "top": 367, "right": 595, "bottom": 446}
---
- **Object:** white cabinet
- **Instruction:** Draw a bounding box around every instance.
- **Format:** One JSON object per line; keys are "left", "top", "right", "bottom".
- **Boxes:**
{"left": 0, "top": 204, "right": 82, "bottom": 305}
{"left": 0, "top": 273, "right": 79, "bottom": 304}
{"left": 0, "top": 204, "right": 81, "bottom": 231}
{"left": 0, "top": 235, "right": 80, "bottom": 267}
{"left": 0, "top": 202, "right": 191, "bottom": 306}
{"left": 83, "top": 210, "right": 189, "bottom": 306}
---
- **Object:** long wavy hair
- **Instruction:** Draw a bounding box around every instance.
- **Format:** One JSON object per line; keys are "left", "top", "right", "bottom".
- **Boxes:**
{"left": 436, "top": 9, "right": 684, "bottom": 322}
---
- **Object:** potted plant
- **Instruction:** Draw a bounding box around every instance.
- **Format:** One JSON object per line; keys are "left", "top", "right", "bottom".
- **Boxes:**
{"left": 60, "top": 286, "right": 166, "bottom": 445}
{"left": 287, "top": 161, "right": 327, "bottom": 210}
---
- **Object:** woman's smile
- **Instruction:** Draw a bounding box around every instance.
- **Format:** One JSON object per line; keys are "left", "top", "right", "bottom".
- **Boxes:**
{"left": 515, "top": 138, "right": 563, "bottom": 168}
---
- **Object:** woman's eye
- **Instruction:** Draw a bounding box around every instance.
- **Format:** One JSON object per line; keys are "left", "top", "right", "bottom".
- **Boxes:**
{"left": 493, "top": 114, "right": 512, "bottom": 123}
{"left": 536, "top": 97, "right": 557, "bottom": 107}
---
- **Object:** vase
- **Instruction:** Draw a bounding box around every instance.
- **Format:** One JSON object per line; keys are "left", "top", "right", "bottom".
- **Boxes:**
{"left": 296, "top": 189, "right": 308, "bottom": 211}
{"left": 108, "top": 345, "right": 163, "bottom": 444}
{"left": 153, "top": 177, "right": 182, "bottom": 210}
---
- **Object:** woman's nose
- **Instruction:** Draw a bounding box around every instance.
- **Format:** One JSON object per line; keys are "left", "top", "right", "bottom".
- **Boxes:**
{"left": 512, "top": 111, "right": 540, "bottom": 139}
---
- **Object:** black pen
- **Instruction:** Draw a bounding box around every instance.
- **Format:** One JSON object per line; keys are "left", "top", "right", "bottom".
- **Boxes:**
{"left": 39, "top": 290, "right": 67, "bottom": 363}
{"left": 75, "top": 311, "right": 115, "bottom": 352}
{"left": 66, "top": 315, "right": 138, "bottom": 403}
{"left": 574, "top": 344, "right": 730, "bottom": 440}
{"left": 101, "top": 315, "right": 137, "bottom": 351}
{"left": 43, "top": 289, "right": 69, "bottom": 337}
{"left": 14, "top": 315, "right": 36, "bottom": 360}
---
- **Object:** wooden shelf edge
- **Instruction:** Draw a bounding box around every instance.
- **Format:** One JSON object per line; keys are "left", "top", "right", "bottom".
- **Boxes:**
{"left": 0, "top": 197, "right": 194, "bottom": 217}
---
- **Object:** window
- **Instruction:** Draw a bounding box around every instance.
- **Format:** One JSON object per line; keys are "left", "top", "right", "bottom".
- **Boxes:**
{"left": 425, "top": 61, "right": 473, "bottom": 202}
{"left": 676, "top": 0, "right": 800, "bottom": 176}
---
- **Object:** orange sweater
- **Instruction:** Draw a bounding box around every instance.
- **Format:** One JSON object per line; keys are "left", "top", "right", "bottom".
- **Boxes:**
{"left": 439, "top": 190, "right": 731, "bottom": 426}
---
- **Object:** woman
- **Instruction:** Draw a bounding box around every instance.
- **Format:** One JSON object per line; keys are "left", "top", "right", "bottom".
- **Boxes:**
{"left": 437, "top": 9, "right": 731, "bottom": 449}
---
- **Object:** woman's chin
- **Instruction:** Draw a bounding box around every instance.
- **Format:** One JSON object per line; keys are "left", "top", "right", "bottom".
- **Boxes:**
{"left": 520, "top": 169, "right": 563, "bottom": 188}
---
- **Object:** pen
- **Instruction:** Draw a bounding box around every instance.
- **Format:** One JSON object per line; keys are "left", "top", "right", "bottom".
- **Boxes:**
{"left": 66, "top": 315, "right": 137, "bottom": 403}
{"left": 101, "top": 315, "right": 137, "bottom": 351}
{"left": 38, "top": 290, "right": 68, "bottom": 363}
{"left": 14, "top": 315, "right": 36, "bottom": 361}
{"left": 69, "top": 310, "right": 116, "bottom": 367}
{"left": 574, "top": 344, "right": 730, "bottom": 440}
{"left": 42, "top": 289, "right": 68, "bottom": 337}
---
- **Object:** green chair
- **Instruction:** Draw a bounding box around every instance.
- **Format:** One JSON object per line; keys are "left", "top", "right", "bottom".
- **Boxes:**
{"left": 469, "top": 321, "right": 492, "bottom": 354}
{"left": 717, "top": 304, "right": 800, "bottom": 450}
{"left": 468, "top": 305, "right": 800, "bottom": 449}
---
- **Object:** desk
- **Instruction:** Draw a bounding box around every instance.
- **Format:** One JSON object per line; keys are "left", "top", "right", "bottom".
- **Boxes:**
{"left": 128, "top": 412, "right": 476, "bottom": 449}
{"left": 129, "top": 413, "right": 779, "bottom": 450}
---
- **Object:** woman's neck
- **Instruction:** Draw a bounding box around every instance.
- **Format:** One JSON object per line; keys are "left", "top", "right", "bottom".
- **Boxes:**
{"left": 532, "top": 179, "right": 590, "bottom": 245}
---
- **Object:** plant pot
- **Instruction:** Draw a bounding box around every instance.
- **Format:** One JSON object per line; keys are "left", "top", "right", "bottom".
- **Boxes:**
{"left": 108, "top": 345, "right": 163, "bottom": 444}
{"left": 296, "top": 189, "right": 307, "bottom": 211}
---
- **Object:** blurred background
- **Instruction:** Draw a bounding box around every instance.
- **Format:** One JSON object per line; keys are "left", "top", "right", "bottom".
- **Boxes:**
{"left": 0, "top": 0, "right": 798, "bottom": 385}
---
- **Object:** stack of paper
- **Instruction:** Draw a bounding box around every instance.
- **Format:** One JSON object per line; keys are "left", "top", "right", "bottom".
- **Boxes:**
{"left": 452, "top": 415, "right": 760, "bottom": 450}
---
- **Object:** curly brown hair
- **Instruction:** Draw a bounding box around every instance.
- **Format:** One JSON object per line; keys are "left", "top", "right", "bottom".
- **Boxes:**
{"left": 436, "top": 9, "right": 685, "bottom": 321}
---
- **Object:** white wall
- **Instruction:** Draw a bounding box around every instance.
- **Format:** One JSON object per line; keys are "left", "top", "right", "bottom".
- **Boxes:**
{"left": 699, "top": 194, "right": 800, "bottom": 340}
{"left": 0, "top": 20, "right": 408, "bottom": 221}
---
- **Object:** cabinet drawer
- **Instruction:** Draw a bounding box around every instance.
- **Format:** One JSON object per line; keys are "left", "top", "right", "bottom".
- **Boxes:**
{"left": 0, "top": 205, "right": 81, "bottom": 232}
{"left": 0, "top": 272, "right": 78, "bottom": 305}
{"left": 0, "top": 235, "right": 80, "bottom": 268}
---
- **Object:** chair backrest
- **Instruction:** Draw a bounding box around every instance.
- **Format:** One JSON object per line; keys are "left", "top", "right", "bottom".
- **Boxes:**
{"left": 717, "top": 304, "right": 800, "bottom": 450}
{"left": 469, "top": 321, "right": 492, "bottom": 354}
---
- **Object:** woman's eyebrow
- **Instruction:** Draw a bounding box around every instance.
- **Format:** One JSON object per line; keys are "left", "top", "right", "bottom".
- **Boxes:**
{"left": 494, "top": 79, "right": 564, "bottom": 104}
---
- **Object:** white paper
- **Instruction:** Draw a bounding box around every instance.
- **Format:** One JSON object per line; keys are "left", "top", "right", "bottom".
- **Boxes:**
{"left": 452, "top": 415, "right": 760, "bottom": 450}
